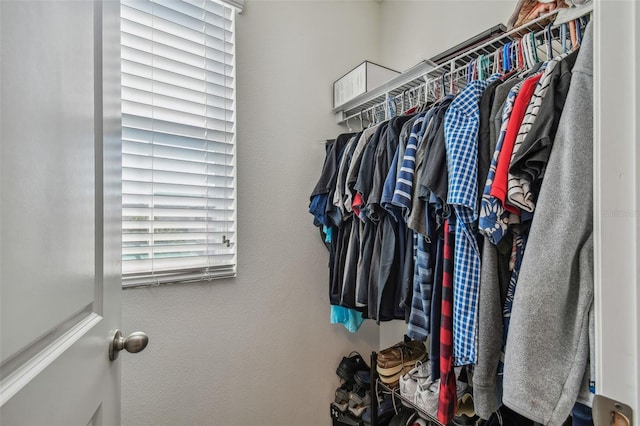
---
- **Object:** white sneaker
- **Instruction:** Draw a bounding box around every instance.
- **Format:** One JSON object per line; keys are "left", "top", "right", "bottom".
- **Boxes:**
{"left": 414, "top": 380, "right": 440, "bottom": 417}
{"left": 399, "top": 360, "right": 432, "bottom": 404}
{"left": 413, "top": 377, "right": 468, "bottom": 418}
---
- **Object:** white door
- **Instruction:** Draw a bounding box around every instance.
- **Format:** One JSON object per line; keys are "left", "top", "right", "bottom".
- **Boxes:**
{"left": 594, "top": 0, "right": 640, "bottom": 422}
{"left": 0, "top": 1, "right": 129, "bottom": 424}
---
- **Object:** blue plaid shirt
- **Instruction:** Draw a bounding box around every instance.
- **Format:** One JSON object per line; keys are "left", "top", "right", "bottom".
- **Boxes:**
{"left": 444, "top": 74, "right": 500, "bottom": 365}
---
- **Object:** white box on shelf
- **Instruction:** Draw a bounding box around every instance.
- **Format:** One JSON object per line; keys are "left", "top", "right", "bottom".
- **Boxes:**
{"left": 333, "top": 61, "right": 399, "bottom": 109}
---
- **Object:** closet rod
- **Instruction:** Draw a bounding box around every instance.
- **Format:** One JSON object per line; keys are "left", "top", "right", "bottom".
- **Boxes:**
{"left": 335, "top": 5, "right": 592, "bottom": 126}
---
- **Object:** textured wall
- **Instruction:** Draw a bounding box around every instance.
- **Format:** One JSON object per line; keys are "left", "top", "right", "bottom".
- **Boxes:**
{"left": 121, "top": 1, "right": 517, "bottom": 425}
{"left": 121, "top": 2, "right": 381, "bottom": 425}
{"left": 379, "top": 0, "right": 514, "bottom": 73}
{"left": 375, "top": 0, "right": 515, "bottom": 348}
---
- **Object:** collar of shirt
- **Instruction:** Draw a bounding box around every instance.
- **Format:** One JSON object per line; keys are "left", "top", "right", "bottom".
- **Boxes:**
{"left": 445, "top": 74, "right": 501, "bottom": 218}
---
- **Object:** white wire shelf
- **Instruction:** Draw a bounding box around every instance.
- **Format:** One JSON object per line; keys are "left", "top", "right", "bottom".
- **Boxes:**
{"left": 334, "top": 5, "right": 593, "bottom": 126}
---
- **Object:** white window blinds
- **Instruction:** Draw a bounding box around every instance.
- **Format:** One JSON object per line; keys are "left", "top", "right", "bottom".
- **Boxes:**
{"left": 121, "top": 0, "right": 237, "bottom": 287}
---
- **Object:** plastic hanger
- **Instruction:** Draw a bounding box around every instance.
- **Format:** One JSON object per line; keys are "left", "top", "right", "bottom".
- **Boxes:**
{"left": 544, "top": 24, "right": 554, "bottom": 60}
{"left": 427, "top": 80, "right": 437, "bottom": 103}
{"left": 569, "top": 20, "right": 578, "bottom": 51}
{"left": 346, "top": 115, "right": 353, "bottom": 132}
{"left": 522, "top": 36, "right": 534, "bottom": 69}
{"left": 467, "top": 60, "right": 474, "bottom": 84}
{"left": 449, "top": 68, "right": 456, "bottom": 94}
{"left": 484, "top": 54, "right": 491, "bottom": 79}
{"left": 575, "top": 19, "right": 583, "bottom": 46}
{"left": 492, "top": 49, "right": 500, "bottom": 75}
{"left": 386, "top": 94, "right": 396, "bottom": 120}
{"left": 530, "top": 32, "right": 539, "bottom": 64}
{"left": 519, "top": 38, "right": 528, "bottom": 70}
{"left": 504, "top": 42, "right": 513, "bottom": 72}
{"left": 423, "top": 81, "right": 429, "bottom": 105}
{"left": 441, "top": 72, "right": 447, "bottom": 98}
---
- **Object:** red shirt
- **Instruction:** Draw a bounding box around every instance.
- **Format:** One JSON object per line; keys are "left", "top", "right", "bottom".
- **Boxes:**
{"left": 489, "top": 73, "right": 542, "bottom": 214}
{"left": 351, "top": 192, "right": 364, "bottom": 219}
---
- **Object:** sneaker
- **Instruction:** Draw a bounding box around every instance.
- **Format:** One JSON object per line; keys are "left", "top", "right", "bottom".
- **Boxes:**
{"left": 377, "top": 341, "right": 427, "bottom": 376}
{"left": 413, "top": 378, "right": 469, "bottom": 419}
{"left": 337, "top": 352, "right": 369, "bottom": 383}
{"left": 414, "top": 380, "right": 440, "bottom": 417}
{"left": 333, "top": 385, "right": 350, "bottom": 413}
{"left": 399, "top": 360, "right": 431, "bottom": 405}
{"left": 347, "top": 389, "right": 371, "bottom": 417}
{"left": 354, "top": 370, "right": 371, "bottom": 390}
{"left": 378, "top": 364, "right": 414, "bottom": 389}
{"left": 452, "top": 392, "right": 479, "bottom": 426}
{"left": 361, "top": 392, "right": 395, "bottom": 424}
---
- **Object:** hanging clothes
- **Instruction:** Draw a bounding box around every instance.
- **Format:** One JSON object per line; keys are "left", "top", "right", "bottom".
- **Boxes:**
{"left": 508, "top": 49, "right": 580, "bottom": 207}
{"left": 444, "top": 74, "right": 500, "bottom": 366}
{"left": 503, "top": 21, "right": 594, "bottom": 425}
{"left": 438, "top": 219, "right": 457, "bottom": 424}
{"left": 309, "top": 13, "right": 593, "bottom": 424}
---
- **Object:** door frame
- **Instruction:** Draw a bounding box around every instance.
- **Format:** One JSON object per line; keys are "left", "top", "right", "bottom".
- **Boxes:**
{"left": 593, "top": 0, "right": 639, "bottom": 415}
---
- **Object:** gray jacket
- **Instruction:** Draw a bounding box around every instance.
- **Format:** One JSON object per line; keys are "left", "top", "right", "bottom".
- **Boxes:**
{"left": 502, "top": 21, "right": 594, "bottom": 425}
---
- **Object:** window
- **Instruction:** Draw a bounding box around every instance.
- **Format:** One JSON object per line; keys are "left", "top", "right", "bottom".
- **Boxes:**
{"left": 121, "top": 0, "right": 238, "bottom": 287}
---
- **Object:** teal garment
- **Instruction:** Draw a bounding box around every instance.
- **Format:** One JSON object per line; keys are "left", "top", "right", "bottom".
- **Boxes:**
{"left": 323, "top": 225, "right": 332, "bottom": 243}
{"left": 330, "top": 306, "right": 364, "bottom": 333}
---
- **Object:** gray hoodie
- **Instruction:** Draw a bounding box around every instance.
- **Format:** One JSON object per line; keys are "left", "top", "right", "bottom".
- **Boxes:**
{"left": 502, "top": 21, "right": 594, "bottom": 425}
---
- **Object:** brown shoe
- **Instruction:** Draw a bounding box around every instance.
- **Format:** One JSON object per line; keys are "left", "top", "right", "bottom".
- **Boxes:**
{"left": 376, "top": 341, "right": 427, "bottom": 376}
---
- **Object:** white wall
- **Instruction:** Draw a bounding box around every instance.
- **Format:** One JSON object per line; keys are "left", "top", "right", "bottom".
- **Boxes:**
{"left": 377, "top": 0, "right": 514, "bottom": 350}
{"left": 121, "top": 2, "right": 381, "bottom": 425}
{"left": 379, "top": 0, "right": 514, "bottom": 72}
{"left": 121, "top": 1, "right": 517, "bottom": 425}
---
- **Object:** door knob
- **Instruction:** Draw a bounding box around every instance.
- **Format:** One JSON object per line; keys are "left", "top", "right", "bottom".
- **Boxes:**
{"left": 109, "top": 329, "right": 149, "bottom": 361}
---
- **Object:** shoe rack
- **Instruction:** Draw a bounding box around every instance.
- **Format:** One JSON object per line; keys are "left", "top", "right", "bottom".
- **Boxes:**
{"left": 369, "top": 352, "right": 445, "bottom": 426}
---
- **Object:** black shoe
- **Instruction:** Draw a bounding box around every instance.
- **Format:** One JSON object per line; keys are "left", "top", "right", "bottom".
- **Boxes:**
{"left": 354, "top": 370, "right": 371, "bottom": 389}
{"left": 337, "top": 352, "right": 369, "bottom": 383}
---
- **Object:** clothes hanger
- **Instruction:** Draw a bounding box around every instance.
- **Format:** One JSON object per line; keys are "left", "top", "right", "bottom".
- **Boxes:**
{"left": 518, "top": 38, "right": 527, "bottom": 70}
{"left": 569, "top": 20, "right": 578, "bottom": 51}
{"left": 492, "top": 49, "right": 500, "bottom": 75}
{"left": 504, "top": 42, "right": 512, "bottom": 72}
{"left": 427, "top": 80, "right": 436, "bottom": 104}
{"left": 424, "top": 81, "right": 430, "bottom": 105}
{"left": 471, "top": 58, "right": 480, "bottom": 81}
{"left": 560, "top": 22, "right": 567, "bottom": 54}
{"left": 449, "top": 71, "right": 456, "bottom": 95}
{"left": 480, "top": 54, "right": 491, "bottom": 80}
{"left": 466, "top": 60, "right": 474, "bottom": 84}
{"left": 346, "top": 115, "right": 353, "bottom": 132}
{"left": 575, "top": 18, "right": 583, "bottom": 47}
{"left": 386, "top": 94, "right": 395, "bottom": 120}
{"left": 544, "top": 24, "right": 554, "bottom": 60}
{"left": 530, "top": 31, "right": 540, "bottom": 64}
{"left": 523, "top": 36, "right": 533, "bottom": 70}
